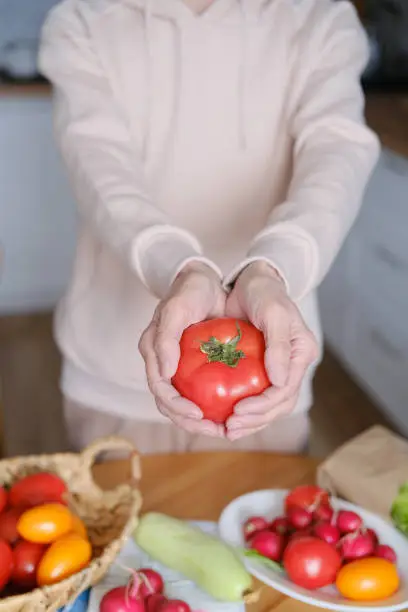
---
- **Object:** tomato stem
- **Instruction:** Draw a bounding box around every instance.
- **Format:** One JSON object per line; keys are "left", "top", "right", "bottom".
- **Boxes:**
{"left": 200, "top": 322, "right": 245, "bottom": 367}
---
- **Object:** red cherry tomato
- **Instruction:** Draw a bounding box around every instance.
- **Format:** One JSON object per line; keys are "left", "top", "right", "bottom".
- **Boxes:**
{"left": 172, "top": 318, "right": 270, "bottom": 424}
{"left": 0, "top": 508, "right": 25, "bottom": 545}
{"left": 284, "top": 486, "right": 330, "bottom": 513}
{"left": 9, "top": 473, "right": 67, "bottom": 508}
{"left": 283, "top": 536, "right": 342, "bottom": 590}
{"left": 12, "top": 541, "right": 46, "bottom": 590}
{"left": 0, "top": 540, "right": 13, "bottom": 591}
{"left": 0, "top": 487, "right": 8, "bottom": 514}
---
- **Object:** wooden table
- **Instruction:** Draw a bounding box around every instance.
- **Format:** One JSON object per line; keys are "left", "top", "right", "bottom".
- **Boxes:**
{"left": 94, "top": 451, "right": 320, "bottom": 612}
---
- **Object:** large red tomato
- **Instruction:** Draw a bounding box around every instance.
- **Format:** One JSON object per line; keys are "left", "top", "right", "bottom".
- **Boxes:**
{"left": 283, "top": 537, "right": 342, "bottom": 590}
{"left": 172, "top": 318, "right": 270, "bottom": 424}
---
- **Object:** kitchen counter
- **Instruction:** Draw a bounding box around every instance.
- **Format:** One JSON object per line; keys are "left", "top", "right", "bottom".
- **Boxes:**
{"left": 0, "top": 82, "right": 407, "bottom": 157}
{"left": 0, "top": 82, "right": 50, "bottom": 97}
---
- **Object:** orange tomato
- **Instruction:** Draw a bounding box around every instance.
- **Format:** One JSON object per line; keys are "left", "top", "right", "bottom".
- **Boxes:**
{"left": 17, "top": 503, "right": 73, "bottom": 544}
{"left": 336, "top": 557, "right": 400, "bottom": 601}
{"left": 37, "top": 533, "right": 92, "bottom": 586}
{"left": 70, "top": 515, "right": 88, "bottom": 540}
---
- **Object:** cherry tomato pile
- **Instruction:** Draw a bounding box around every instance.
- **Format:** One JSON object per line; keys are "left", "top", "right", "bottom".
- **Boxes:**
{"left": 100, "top": 568, "right": 191, "bottom": 612}
{"left": 0, "top": 472, "right": 92, "bottom": 597}
{"left": 243, "top": 485, "right": 400, "bottom": 601}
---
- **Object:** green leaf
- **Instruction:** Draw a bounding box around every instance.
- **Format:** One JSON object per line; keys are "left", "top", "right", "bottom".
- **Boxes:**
{"left": 243, "top": 549, "right": 284, "bottom": 573}
{"left": 390, "top": 482, "right": 408, "bottom": 536}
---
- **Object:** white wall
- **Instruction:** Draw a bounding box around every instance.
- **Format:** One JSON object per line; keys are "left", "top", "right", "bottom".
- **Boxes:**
{"left": 0, "top": 96, "right": 77, "bottom": 314}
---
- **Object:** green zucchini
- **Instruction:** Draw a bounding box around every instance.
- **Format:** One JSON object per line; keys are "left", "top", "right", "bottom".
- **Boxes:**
{"left": 133, "top": 512, "right": 253, "bottom": 602}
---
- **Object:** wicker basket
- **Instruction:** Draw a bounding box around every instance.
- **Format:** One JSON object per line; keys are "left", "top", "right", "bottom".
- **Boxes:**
{"left": 0, "top": 436, "right": 142, "bottom": 612}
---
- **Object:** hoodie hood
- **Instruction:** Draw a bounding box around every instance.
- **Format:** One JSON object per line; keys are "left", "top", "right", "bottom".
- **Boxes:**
{"left": 113, "top": 0, "right": 262, "bottom": 155}
{"left": 120, "top": 0, "right": 265, "bottom": 22}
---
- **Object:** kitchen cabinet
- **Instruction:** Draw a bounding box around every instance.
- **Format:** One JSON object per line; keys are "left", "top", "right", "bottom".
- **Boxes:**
{"left": 319, "top": 149, "right": 408, "bottom": 435}
{"left": 0, "top": 96, "right": 77, "bottom": 314}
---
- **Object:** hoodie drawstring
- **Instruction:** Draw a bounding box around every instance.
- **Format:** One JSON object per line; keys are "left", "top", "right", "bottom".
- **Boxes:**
{"left": 143, "top": 0, "right": 153, "bottom": 160}
{"left": 142, "top": 0, "right": 250, "bottom": 160}
{"left": 238, "top": 0, "right": 250, "bottom": 150}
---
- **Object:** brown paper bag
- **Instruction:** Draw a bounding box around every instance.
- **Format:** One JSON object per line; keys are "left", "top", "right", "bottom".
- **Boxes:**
{"left": 317, "top": 425, "right": 408, "bottom": 521}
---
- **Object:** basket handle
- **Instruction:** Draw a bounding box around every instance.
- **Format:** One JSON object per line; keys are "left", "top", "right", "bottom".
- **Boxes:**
{"left": 79, "top": 436, "right": 141, "bottom": 490}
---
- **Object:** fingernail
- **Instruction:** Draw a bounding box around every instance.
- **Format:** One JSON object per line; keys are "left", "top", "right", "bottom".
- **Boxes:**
{"left": 228, "top": 430, "right": 245, "bottom": 441}
{"left": 202, "top": 428, "right": 217, "bottom": 437}
{"left": 188, "top": 409, "right": 202, "bottom": 420}
{"left": 228, "top": 421, "right": 242, "bottom": 430}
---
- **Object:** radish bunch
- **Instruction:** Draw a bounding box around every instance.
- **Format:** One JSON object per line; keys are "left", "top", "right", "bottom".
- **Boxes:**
{"left": 100, "top": 568, "right": 191, "bottom": 612}
{"left": 242, "top": 485, "right": 397, "bottom": 585}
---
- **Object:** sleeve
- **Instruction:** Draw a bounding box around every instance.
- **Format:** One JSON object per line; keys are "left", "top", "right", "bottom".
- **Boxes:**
{"left": 224, "top": 2, "right": 380, "bottom": 301}
{"left": 38, "top": 4, "right": 221, "bottom": 299}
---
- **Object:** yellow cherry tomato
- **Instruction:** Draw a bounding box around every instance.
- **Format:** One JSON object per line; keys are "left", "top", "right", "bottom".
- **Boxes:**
{"left": 37, "top": 533, "right": 92, "bottom": 586}
{"left": 336, "top": 558, "right": 400, "bottom": 602}
{"left": 17, "top": 503, "right": 73, "bottom": 544}
{"left": 70, "top": 515, "right": 88, "bottom": 540}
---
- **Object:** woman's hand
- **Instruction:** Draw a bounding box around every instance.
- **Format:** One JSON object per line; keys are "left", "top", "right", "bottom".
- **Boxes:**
{"left": 139, "top": 262, "right": 226, "bottom": 437}
{"left": 225, "top": 261, "right": 318, "bottom": 441}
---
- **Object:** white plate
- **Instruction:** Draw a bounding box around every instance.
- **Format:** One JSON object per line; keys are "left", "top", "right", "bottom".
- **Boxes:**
{"left": 218, "top": 489, "right": 408, "bottom": 612}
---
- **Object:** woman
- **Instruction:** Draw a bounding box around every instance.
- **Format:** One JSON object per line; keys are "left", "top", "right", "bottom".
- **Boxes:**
{"left": 39, "top": 0, "right": 379, "bottom": 454}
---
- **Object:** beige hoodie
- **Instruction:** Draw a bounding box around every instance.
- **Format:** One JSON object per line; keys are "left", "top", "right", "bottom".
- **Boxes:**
{"left": 39, "top": 0, "right": 379, "bottom": 422}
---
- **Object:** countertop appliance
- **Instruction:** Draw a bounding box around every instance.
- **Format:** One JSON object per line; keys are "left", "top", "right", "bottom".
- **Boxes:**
{"left": 0, "top": 0, "right": 58, "bottom": 83}
{"left": 361, "top": 0, "right": 408, "bottom": 91}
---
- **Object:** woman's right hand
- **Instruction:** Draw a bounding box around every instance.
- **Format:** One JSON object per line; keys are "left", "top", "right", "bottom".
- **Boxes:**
{"left": 139, "top": 262, "right": 226, "bottom": 437}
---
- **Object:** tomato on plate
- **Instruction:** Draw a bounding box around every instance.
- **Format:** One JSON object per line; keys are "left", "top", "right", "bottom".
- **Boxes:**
{"left": 172, "top": 318, "right": 270, "bottom": 424}
{"left": 17, "top": 503, "right": 73, "bottom": 544}
{"left": 283, "top": 536, "right": 342, "bottom": 590}
{"left": 37, "top": 533, "right": 92, "bottom": 586}
{"left": 0, "top": 540, "right": 13, "bottom": 591}
{"left": 284, "top": 486, "right": 330, "bottom": 513}
{"left": 336, "top": 558, "right": 400, "bottom": 601}
{"left": 9, "top": 472, "right": 67, "bottom": 508}
{"left": 0, "top": 507, "right": 25, "bottom": 545}
{"left": 12, "top": 541, "right": 47, "bottom": 590}
{"left": 0, "top": 487, "right": 8, "bottom": 514}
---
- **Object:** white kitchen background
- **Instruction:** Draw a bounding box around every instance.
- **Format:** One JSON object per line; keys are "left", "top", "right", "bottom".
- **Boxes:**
{"left": 0, "top": 1, "right": 407, "bottom": 437}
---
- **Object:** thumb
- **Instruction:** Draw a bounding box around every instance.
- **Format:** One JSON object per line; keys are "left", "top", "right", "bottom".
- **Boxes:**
{"left": 263, "top": 314, "right": 291, "bottom": 388}
{"left": 155, "top": 304, "right": 190, "bottom": 380}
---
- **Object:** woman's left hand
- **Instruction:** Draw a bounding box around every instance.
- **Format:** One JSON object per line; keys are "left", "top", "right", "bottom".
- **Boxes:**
{"left": 225, "top": 261, "right": 318, "bottom": 441}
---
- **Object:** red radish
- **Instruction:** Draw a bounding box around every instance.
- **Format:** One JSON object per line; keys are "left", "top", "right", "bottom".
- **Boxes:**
{"left": 158, "top": 601, "right": 191, "bottom": 612}
{"left": 313, "top": 522, "right": 341, "bottom": 546}
{"left": 138, "top": 569, "right": 164, "bottom": 598}
{"left": 287, "top": 507, "right": 312, "bottom": 530}
{"left": 285, "top": 486, "right": 330, "bottom": 513}
{"left": 100, "top": 575, "right": 145, "bottom": 612}
{"left": 339, "top": 531, "right": 374, "bottom": 561}
{"left": 336, "top": 510, "right": 362, "bottom": 534}
{"left": 366, "top": 528, "right": 379, "bottom": 546}
{"left": 146, "top": 595, "right": 168, "bottom": 612}
{"left": 243, "top": 516, "right": 269, "bottom": 541}
{"left": 289, "top": 528, "right": 312, "bottom": 542}
{"left": 313, "top": 504, "right": 333, "bottom": 523}
{"left": 250, "top": 530, "right": 286, "bottom": 562}
{"left": 269, "top": 516, "right": 290, "bottom": 535}
{"left": 375, "top": 544, "right": 397, "bottom": 564}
